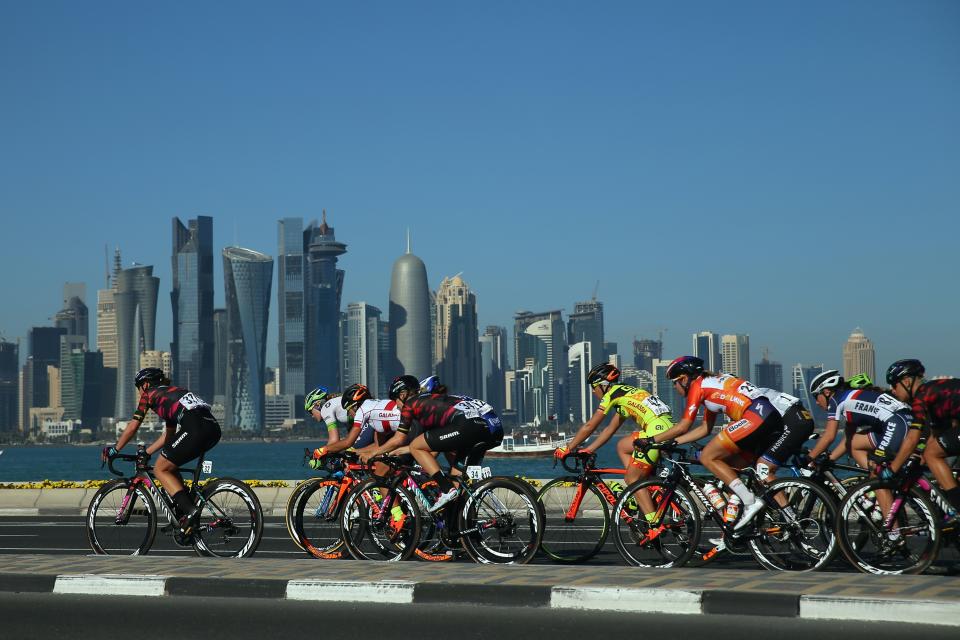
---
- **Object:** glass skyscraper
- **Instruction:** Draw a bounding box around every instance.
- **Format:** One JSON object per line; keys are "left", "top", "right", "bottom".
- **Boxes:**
{"left": 389, "top": 238, "right": 431, "bottom": 380}
{"left": 434, "top": 274, "right": 480, "bottom": 398}
{"left": 277, "top": 217, "right": 306, "bottom": 398}
{"left": 223, "top": 247, "right": 273, "bottom": 433}
{"left": 304, "top": 212, "right": 346, "bottom": 391}
{"left": 567, "top": 300, "right": 604, "bottom": 369}
{"left": 171, "top": 216, "right": 214, "bottom": 398}
{"left": 0, "top": 340, "right": 18, "bottom": 432}
{"left": 113, "top": 265, "right": 159, "bottom": 419}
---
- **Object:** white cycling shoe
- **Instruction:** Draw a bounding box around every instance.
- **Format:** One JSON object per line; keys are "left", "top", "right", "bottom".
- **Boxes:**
{"left": 732, "top": 500, "right": 766, "bottom": 532}
{"left": 429, "top": 487, "right": 460, "bottom": 513}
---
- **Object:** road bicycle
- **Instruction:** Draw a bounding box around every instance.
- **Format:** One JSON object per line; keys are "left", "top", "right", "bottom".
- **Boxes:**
{"left": 87, "top": 445, "right": 263, "bottom": 557}
{"left": 612, "top": 443, "right": 838, "bottom": 571}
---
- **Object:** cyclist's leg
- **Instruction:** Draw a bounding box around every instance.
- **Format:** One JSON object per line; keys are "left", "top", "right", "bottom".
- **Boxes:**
{"left": 419, "top": 418, "right": 490, "bottom": 509}
{"left": 616, "top": 433, "right": 635, "bottom": 469}
{"left": 628, "top": 416, "right": 670, "bottom": 519}
{"left": 849, "top": 433, "right": 873, "bottom": 470}
{"left": 760, "top": 405, "right": 814, "bottom": 507}
{"left": 868, "top": 416, "right": 910, "bottom": 521}
{"left": 927, "top": 432, "right": 960, "bottom": 513}
{"left": 160, "top": 409, "right": 221, "bottom": 519}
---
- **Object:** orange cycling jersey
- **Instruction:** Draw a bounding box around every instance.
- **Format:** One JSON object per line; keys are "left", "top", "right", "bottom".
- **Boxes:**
{"left": 683, "top": 375, "right": 763, "bottom": 423}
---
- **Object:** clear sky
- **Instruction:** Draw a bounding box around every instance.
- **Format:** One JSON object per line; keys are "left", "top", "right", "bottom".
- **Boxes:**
{"left": 1, "top": 2, "right": 958, "bottom": 377}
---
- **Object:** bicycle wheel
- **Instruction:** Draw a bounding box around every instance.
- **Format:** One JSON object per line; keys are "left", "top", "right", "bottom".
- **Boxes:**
{"left": 192, "top": 477, "right": 263, "bottom": 558}
{"left": 285, "top": 477, "right": 321, "bottom": 552}
{"left": 836, "top": 479, "right": 941, "bottom": 575}
{"left": 86, "top": 479, "right": 157, "bottom": 555}
{"left": 459, "top": 477, "right": 544, "bottom": 565}
{"left": 412, "top": 479, "right": 457, "bottom": 562}
{"left": 612, "top": 480, "right": 700, "bottom": 568}
{"left": 537, "top": 477, "right": 609, "bottom": 563}
{"left": 748, "top": 478, "right": 839, "bottom": 571}
{"left": 340, "top": 477, "right": 421, "bottom": 561}
{"left": 296, "top": 478, "right": 349, "bottom": 559}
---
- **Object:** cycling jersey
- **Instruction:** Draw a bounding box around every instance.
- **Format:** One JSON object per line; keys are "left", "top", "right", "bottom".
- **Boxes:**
{"left": 319, "top": 397, "right": 350, "bottom": 430}
{"left": 826, "top": 389, "right": 913, "bottom": 432}
{"left": 132, "top": 385, "right": 209, "bottom": 426}
{"left": 599, "top": 384, "right": 673, "bottom": 423}
{"left": 910, "top": 378, "right": 960, "bottom": 432}
{"left": 353, "top": 399, "right": 402, "bottom": 435}
{"left": 398, "top": 394, "right": 500, "bottom": 435}
{"left": 683, "top": 375, "right": 762, "bottom": 423}
{"left": 758, "top": 389, "right": 801, "bottom": 416}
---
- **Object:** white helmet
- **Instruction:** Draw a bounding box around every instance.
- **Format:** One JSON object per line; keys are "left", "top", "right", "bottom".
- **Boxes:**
{"left": 809, "top": 370, "right": 843, "bottom": 395}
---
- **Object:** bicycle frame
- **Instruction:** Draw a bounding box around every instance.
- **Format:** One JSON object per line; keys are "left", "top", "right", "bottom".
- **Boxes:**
{"left": 559, "top": 454, "right": 626, "bottom": 520}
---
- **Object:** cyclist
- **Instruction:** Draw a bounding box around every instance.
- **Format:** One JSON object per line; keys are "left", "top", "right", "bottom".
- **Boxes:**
{"left": 363, "top": 375, "right": 504, "bottom": 512}
{"left": 306, "top": 386, "right": 378, "bottom": 460}
{"left": 635, "top": 356, "right": 786, "bottom": 532}
{"left": 752, "top": 386, "right": 816, "bottom": 484}
{"left": 313, "top": 384, "right": 402, "bottom": 458}
{"left": 804, "top": 372, "right": 874, "bottom": 464}
{"left": 887, "top": 359, "right": 960, "bottom": 523}
{"left": 101, "top": 367, "right": 221, "bottom": 533}
{"left": 555, "top": 363, "right": 673, "bottom": 525}
{"left": 419, "top": 375, "right": 448, "bottom": 395}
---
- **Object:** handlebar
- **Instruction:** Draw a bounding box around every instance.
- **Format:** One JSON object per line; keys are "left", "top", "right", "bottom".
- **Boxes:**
{"left": 558, "top": 450, "right": 597, "bottom": 474}
{"left": 104, "top": 447, "right": 151, "bottom": 477}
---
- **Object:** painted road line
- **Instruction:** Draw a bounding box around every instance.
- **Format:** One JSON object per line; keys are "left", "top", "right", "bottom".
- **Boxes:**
{"left": 800, "top": 596, "right": 960, "bottom": 627}
{"left": 286, "top": 580, "right": 415, "bottom": 603}
{"left": 551, "top": 586, "right": 702, "bottom": 614}
{"left": 54, "top": 574, "right": 168, "bottom": 597}
{"left": 0, "top": 509, "right": 39, "bottom": 516}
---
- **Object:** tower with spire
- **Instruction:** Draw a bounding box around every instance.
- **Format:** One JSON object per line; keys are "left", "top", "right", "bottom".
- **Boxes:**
{"left": 389, "top": 232, "right": 432, "bottom": 380}
{"left": 304, "top": 210, "right": 347, "bottom": 389}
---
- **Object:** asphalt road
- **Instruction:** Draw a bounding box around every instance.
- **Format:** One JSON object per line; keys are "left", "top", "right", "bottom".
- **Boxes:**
{"left": 1, "top": 594, "right": 955, "bottom": 640}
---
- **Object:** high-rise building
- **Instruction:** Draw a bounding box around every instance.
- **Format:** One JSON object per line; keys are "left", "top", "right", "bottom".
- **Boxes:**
{"left": 754, "top": 356, "right": 783, "bottom": 391}
{"left": 843, "top": 327, "right": 876, "bottom": 382}
{"left": 692, "top": 331, "right": 721, "bottom": 372}
{"left": 434, "top": 274, "right": 481, "bottom": 398}
{"left": 171, "top": 216, "right": 214, "bottom": 397}
{"left": 223, "top": 247, "right": 273, "bottom": 433}
{"left": 26, "top": 327, "right": 66, "bottom": 411}
{"left": 632, "top": 338, "right": 662, "bottom": 374}
{"left": 0, "top": 340, "right": 18, "bottom": 432}
{"left": 212, "top": 308, "right": 227, "bottom": 401}
{"left": 567, "top": 341, "right": 594, "bottom": 424}
{"left": 304, "top": 212, "right": 347, "bottom": 390}
{"left": 792, "top": 363, "right": 826, "bottom": 424}
{"left": 567, "top": 300, "right": 604, "bottom": 369}
{"left": 140, "top": 351, "right": 173, "bottom": 378}
{"left": 518, "top": 312, "right": 566, "bottom": 424}
{"left": 389, "top": 234, "right": 431, "bottom": 380}
{"left": 59, "top": 335, "right": 87, "bottom": 420}
{"left": 342, "top": 302, "right": 391, "bottom": 397}
{"left": 96, "top": 249, "right": 123, "bottom": 369}
{"left": 55, "top": 291, "right": 89, "bottom": 343}
{"left": 479, "top": 326, "right": 508, "bottom": 412}
{"left": 113, "top": 264, "right": 159, "bottom": 419}
{"left": 277, "top": 217, "right": 306, "bottom": 398}
{"left": 653, "top": 358, "right": 685, "bottom": 418}
{"left": 720, "top": 334, "right": 750, "bottom": 378}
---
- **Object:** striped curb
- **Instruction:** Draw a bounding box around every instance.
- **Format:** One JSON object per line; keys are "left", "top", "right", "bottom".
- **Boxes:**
{"left": 0, "top": 574, "right": 956, "bottom": 626}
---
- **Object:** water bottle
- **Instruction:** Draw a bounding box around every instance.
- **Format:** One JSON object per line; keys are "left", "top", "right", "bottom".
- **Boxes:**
{"left": 703, "top": 483, "right": 727, "bottom": 512}
{"left": 724, "top": 495, "right": 742, "bottom": 522}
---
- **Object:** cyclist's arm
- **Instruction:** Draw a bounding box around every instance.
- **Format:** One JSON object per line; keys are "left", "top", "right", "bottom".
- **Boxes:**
{"left": 365, "top": 429, "right": 408, "bottom": 460}
{"left": 324, "top": 425, "right": 361, "bottom": 454}
{"left": 808, "top": 419, "right": 838, "bottom": 459}
{"left": 580, "top": 411, "right": 622, "bottom": 453}
{"left": 325, "top": 422, "right": 340, "bottom": 445}
{"left": 889, "top": 425, "right": 923, "bottom": 473}
{"left": 115, "top": 418, "right": 142, "bottom": 451}
{"left": 674, "top": 421, "right": 711, "bottom": 445}
{"left": 653, "top": 416, "right": 694, "bottom": 443}
{"left": 145, "top": 426, "right": 173, "bottom": 456}
{"left": 830, "top": 423, "right": 854, "bottom": 462}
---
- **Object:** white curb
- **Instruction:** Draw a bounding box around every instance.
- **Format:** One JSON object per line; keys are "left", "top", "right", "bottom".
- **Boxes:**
{"left": 551, "top": 586, "right": 703, "bottom": 614}
{"left": 800, "top": 596, "right": 960, "bottom": 627}
{"left": 53, "top": 574, "right": 168, "bottom": 597}
{"left": 286, "top": 580, "right": 415, "bottom": 603}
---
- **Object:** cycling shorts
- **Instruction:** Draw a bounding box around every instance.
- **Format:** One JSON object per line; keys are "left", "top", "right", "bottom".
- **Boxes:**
{"left": 715, "top": 397, "right": 784, "bottom": 462}
{"left": 935, "top": 428, "right": 960, "bottom": 456}
{"left": 422, "top": 415, "right": 504, "bottom": 467}
{"left": 161, "top": 408, "right": 222, "bottom": 466}
{"left": 630, "top": 415, "right": 673, "bottom": 468}
{"left": 867, "top": 412, "right": 910, "bottom": 463}
{"left": 760, "top": 404, "right": 815, "bottom": 466}
{"left": 354, "top": 422, "right": 376, "bottom": 448}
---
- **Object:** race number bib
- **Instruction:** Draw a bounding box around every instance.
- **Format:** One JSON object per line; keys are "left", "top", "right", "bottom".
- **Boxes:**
{"left": 178, "top": 392, "right": 209, "bottom": 410}
{"left": 466, "top": 466, "right": 492, "bottom": 480}
{"left": 641, "top": 396, "right": 672, "bottom": 416}
{"left": 736, "top": 381, "right": 762, "bottom": 400}
{"left": 455, "top": 397, "right": 494, "bottom": 420}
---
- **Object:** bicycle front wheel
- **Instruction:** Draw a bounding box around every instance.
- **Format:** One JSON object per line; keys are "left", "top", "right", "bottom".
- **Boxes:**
{"left": 296, "top": 478, "right": 349, "bottom": 559}
{"left": 836, "top": 479, "right": 940, "bottom": 575}
{"left": 459, "top": 477, "right": 544, "bottom": 565}
{"left": 285, "top": 477, "right": 321, "bottom": 552}
{"left": 612, "top": 480, "right": 700, "bottom": 568}
{"left": 340, "top": 478, "right": 421, "bottom": 561}
{"left": 86, "top": 479, "right": 157, "bottom": 555}
{"left": 193, "top": 477, "right": 263, "bottom": 558}
{"left": 537, "top": 477, "right": 609, "bottom": 563}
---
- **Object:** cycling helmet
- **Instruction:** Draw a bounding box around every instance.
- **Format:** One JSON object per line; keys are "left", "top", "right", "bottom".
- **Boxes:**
{"left": 587, "top": 363, "right": 620, "bottom": 387}
{"left": 341, "top": 384, "right": 371, "bottom": 411}
{"left": 134, "top": 367, "right": 165, "bottom": 389}
{"left": 420, "top": 375, "right": 442, "bottom": 394}
{"left": 304, "top": 386, "right": 330, "bottom": 412}
{"left": 847, "top": 373, "right": 873, "bottom": 389}
{"left": 389, "top": 375, "right": 420, "bottom": 400}
{"left": 809, "top": 369, "right": 843, "bottom": 395}
{"left": 666, "top": 356, "right": 704, "bottom": 380}
{"left": 886, "top": 359, "right": 925, "bottom": 385}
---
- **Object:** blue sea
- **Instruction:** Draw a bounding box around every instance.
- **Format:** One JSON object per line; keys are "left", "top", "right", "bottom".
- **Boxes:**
{"left": 0, "top": 441, "right": 640, "bottom": 482}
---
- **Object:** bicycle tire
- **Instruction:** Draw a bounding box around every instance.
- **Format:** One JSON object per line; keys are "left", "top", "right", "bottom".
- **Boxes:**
{"left": 537, "top": 477, "right": 609, "bottom": 563}
{"left": 86, "top": 479, "right": 157, "bottom": 555}
{"left": 612, "top": 479, "right": 701, "bottom": 568}
{"left": 295, "top": 478, "right": 350, "bottom": 559}
{"left": 748, "top": 477, "right": 839, "bottom": 571}
{"left": 459, "top": 476, "right": 544, "bottom": 565}
{"left": 285, "top": 477, "right": 322, "bottom": 552}
{"left": 836, "top": 479, "right": 941, "bottom": 575}
{"left": 340, "top": 477, "right": 421, "bottom": 562}
{"left": 192, "top": 477, "right": 263, "bottom": 558}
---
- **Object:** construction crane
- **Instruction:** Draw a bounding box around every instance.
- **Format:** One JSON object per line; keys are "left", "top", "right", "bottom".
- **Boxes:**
{"left": 591, "top": 280, "right": 600, "bottom": 301}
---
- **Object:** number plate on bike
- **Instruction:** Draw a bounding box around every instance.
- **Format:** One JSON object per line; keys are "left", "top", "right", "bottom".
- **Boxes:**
{"left": 202, "top": 460, "right": 213, "bottom": 474}
{"left": 466, "top": 466, "right": 492, "bottom": 480}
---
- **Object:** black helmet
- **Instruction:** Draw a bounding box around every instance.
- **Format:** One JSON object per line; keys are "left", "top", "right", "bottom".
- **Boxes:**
{"left": 587, "top": 363, "right": 620, "bottom": 387}
{"left": 389, "top": 375, "right": 420, "bottom": 400}
{"left": 886, "top": 359, "right": 925, "bottom": 385}
{"left": 134, "top": 367, "right": 165, "bottom": 389}
{"left": 666, "top": 356, "right": 704, "bottom": 380}
{"left": 341, "top": 384, "right": 371, "bottom": 411}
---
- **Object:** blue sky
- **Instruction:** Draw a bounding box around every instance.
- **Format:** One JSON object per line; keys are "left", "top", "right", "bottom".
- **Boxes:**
{"left": 1, "top": 1, "right": 958, "bottom": 377}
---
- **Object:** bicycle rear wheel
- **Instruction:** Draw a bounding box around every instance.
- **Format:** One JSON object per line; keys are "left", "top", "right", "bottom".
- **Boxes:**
{"left": 459, "top": 477, "right": 543, "bottom": 565}
{"left": 193, "top": 477, "right": 263, "bottom": 558}
{"left": 86, "top": 479, "right": 157, "bottom": 555}
{"left": 537, "top": 477, "right": 609, "bottom": 563}
{"left": 612, "top": 480, "right": 700, "bottom": 568}
{"left": 285, "top": 477, "right": 321, "bottom": 552}
{"left": 748, "top": 478, "right": 838, "bottom": 571}
{"left": 340, "top": 477, "right": 421, "bottom": 561}
{"left": 296, "top": 478, "right": 349, "bottom": 559}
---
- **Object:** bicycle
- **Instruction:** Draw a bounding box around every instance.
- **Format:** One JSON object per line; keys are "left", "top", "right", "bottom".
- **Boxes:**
{"left": 340, "top": 451, "right": 544, "bottom": 564}
{"left": 87, "top": 445, "right": 263, "bottom": 557}
{"left": 537, "top": 451, "right": 628, "bottom": 563}
{"left": 612, "top": 442, "right": 838, "bottom": 571}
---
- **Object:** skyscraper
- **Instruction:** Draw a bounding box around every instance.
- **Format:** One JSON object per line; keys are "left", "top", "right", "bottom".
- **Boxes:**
{"left": 59, "top": 335, "right": 87, "bottom": 420}
{"left": 26, "top": 327, "right": 66, "bottom": 411}
{"left": 567, "top": 341, "right": 594, "bottom": 423}
{"left": 304, "top": 212, "right": 347, "bottom": 390}
{"left": 567, "top": 300, "right": 604, "bottom": 369}
{"left": 389, "top": 234, "right": 431, "bottom": 380}
{"left": 54, "top": 292, "right": 89, "bottom": 343}
{"left": 692, "top": 331, "right": 721, "bottom": 372}
{"left": 96, "top": 249, "right": 122, "bottom": 369}
{"left": 843, "top": 327, "right": 876, "bottom": 382}
{"left": 212, "top": 308, "right": 227, "bottom": 401}
{"left": 0, "top": 340, "right": 18, "bottom": 432}
{"left": 754, "top": 355, "right": 783, "bottom": 391}
{"left": 520, "top": 313, "right": 566, "bottom": 424}
{"left": 171, "top": 216, "right": 214, "bottom": 397}
{"left": 223, "top": 247, "right": 273, "bottom": 433}
{"left": 632, "top": 338, "right": 662, "bottom": 374}
{"left": 434, "top": 274, "right": 481, "bottom": 398}
{"left": 113, "top": 264, "right": 159, "bottom": 419}
{"left": 653, "top": 358, "right": 686, "bottom": 418}
{"left": 479, "top": 326, "right": 509, "bottom": 412}
{"left": 792, "top": 363, "right": 826, "bottom": 424}
{"left": 342, "top": 302, "right": 391, "bottom": 397}
{"left": 277, "top": 217, "right": 306, "bottom": 398}
{"left": 720, "top": 334, "right": 750, "bottom": 378}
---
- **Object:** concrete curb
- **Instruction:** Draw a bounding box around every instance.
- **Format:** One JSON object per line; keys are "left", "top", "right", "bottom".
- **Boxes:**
{"left": 0, "top": 573, "right": 955, "bottom": 626}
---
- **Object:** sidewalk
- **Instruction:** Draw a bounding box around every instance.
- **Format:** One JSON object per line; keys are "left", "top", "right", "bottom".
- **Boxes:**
{"left": 0, "top": 554, "right": 957, "bottom": 625}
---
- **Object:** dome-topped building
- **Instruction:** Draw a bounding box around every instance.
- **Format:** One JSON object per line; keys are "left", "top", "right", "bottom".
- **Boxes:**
{"left": 389, "top": 232, "right": 432, "bottom": 380}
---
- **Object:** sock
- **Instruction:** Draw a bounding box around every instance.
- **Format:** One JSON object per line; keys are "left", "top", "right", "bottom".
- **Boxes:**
{"left": 945, "top": 487, "right": 960, "bottom": 513}
{"left": 728, "top": 479, "right": 756, "bottom": 505}
{"left": 432, "top": 471, "right": 454, "bottom": 494}
{"left": 172, "top": 489, "right": 193, "bottom": 516}
{"left": 644, "top": 512, "right": 657, "bottom": 523}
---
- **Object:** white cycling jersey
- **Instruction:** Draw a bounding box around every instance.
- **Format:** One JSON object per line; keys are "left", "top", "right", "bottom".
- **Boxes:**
{"left": 353, "top": 398, "right": 403, "bottom": 434}
{"left": 319, "top": 397, "right": 350, "bottom": 430}
{"left": 758, "top": 388, "right": 801, "bottom": 417}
